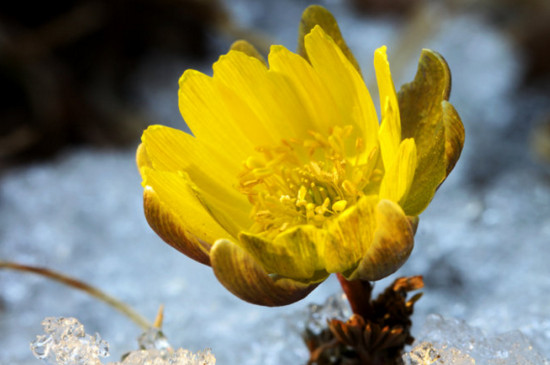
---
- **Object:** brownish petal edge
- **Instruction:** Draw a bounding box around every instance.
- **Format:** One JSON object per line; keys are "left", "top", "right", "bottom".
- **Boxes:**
{"left": 211, "top": 239, "right": 319, "bottom": 307}
{"left": 442, "top": 100, "right": 465, "bottom": 177}
{"left": 348, "top": 200, "right": 415, "bottom": 281}
{"left": 407, "top": 216, "right": 419, "bottom": 235}
{"left": 297, "top": 5, "right": 361, "bottom": 72}
{"left": 143, "top": 188, "right": 211, "bottom": 266}
{"left": 398, "top": 49, "right": 451, "bottom": 143}
{"left": 229, "top": 39, "right": 267, "bottom": 65}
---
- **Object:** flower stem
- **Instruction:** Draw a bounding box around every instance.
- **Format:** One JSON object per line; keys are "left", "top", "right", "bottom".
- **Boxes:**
{"left": 0, "top": 260, "right": 152, "bottom": 330}
{"left": 336, "top": 273, "right": 373, "bottom": 319}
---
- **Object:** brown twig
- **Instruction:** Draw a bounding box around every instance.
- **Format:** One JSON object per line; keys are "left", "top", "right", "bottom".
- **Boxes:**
{"left": 0, "top": 260, "right": 152, "bottom": 330}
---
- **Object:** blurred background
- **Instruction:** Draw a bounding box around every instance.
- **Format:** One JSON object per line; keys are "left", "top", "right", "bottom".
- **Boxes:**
{"left": 1, "top": 0, "right": 550, "bottom": 363}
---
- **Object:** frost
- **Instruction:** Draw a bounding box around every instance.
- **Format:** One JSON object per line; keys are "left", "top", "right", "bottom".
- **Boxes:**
{"left": 30, "top": 317, "right": 215, "bottom": 365}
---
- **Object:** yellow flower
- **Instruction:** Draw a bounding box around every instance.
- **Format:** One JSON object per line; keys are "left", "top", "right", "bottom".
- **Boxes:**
{"left": 137, "top": 6, "right": 464, "bottom": 306}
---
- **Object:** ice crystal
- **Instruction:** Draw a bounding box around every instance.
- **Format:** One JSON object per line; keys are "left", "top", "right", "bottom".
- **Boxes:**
{"left": 305, "top": 292, "right": 352, "bottom": 335}
{"left": 30, "top": 317, "right": 109, "bottom": 365}
{"left": 30, "top": 317, "right": 215, "bottom": 365}
{"left": 115, "top": 348, "right": 215, "bottom": 365}
{"left": 137, "top": 328, "right": 171, "bottom": 351}
{"left": 402, "top": 314, "right": 550, "bottom": 365}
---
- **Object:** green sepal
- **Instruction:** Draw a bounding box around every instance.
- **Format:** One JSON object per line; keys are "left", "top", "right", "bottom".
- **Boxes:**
{"left": 238, "top": 226, "right": 329, "bottom": 282}
{"left": 398, "top": 49, "right": 463, "bottom": 216}
{"left": 211, "top": 239, "right": 318, "bottom": 306}
{"left": 347, "top": 199, "right": 415, "bottom": 281}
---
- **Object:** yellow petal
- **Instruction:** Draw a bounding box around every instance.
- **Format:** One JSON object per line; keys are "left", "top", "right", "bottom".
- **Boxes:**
{"left": 141, "top": 125, "right": 238, "bottom": 182}
{"left": 141, "top": 168, "right": 233, "bottom": 265}
{"left": 325, "top": 195, "right": 379, "bottom": 274}
{"left": 181, "top": 170, "right": 252, "bottom": 238}
{"left": 178, "top": 69, "right": 256, "bottom": 159}
{"left": 374, "top": 46, "right": 400, "bottom": 122}
{"left": 375, "top": 46, "right": 401, "bottom": 169}
{"left": 305, "top": 26, "right": 379, "bottom": 152}
{"left": 211, "top": 239, "right": 319, "bottom": 306}
{"left": 379, "top": 138, "right": 417, "bottom": 204}
{"left": 229, "top": 39, "right": 267, "bottom": 65}
{"left": 136, "top": 142, "right": 152, "bottom": 173}
{"left": 238, "top": 226, "right": 329, "bottom": 282}
{"left": 298, "top": 5, "right": 361, "bottom": 73}
{"left": 268, "top": 45, "right": 338, "bottom": 133}
{"left": 378, "top": 98, "right": 401, "bottom": 171}
{"left": 348, "top": 199, "right": 415, "bottom": 281}
{"left": 140, "top": 125, "right": 252, "bottom": 235}
{"left": 213, "top": 50, "right": 315, "bottom": 140}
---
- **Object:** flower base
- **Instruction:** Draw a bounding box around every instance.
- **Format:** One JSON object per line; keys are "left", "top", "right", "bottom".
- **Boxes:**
{"left": 303, "top": 275, "right": 423, "bottom": 365}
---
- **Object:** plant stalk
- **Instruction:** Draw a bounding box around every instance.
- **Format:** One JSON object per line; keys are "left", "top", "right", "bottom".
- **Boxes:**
{"left": 0, "top": 260, "right": 152, "bottom": 330}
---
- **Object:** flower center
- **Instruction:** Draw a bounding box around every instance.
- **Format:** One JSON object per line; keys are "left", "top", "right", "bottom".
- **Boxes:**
{"left": 238, "top": 125, "right": 382, "bottom": 237}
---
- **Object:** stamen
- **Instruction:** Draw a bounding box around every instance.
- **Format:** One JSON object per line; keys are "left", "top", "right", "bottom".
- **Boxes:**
{"left": 238, "top": 125, "right": 379, "bottom": 234}
{"left": 332, "top": 200, "right": 347, "bottom": 213}
{"left": 246, "top": 156, "right": 264, "bottom": 169}
{"left": 342, "top": 179, "right": 358, "bottom": 196}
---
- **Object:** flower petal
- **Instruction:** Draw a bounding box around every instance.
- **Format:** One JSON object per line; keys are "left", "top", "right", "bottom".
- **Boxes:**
{"left": 179, "top": 69, "right": 256, "bottom": 159}
{"left": 374, "top": 46, "right": 399, "bottom": 116}
{"left": 142, "top": 168, "right": 233, "bottom": 266}
{"left": 211, "top": 239, "right": 319, "bottom": 306}
{"left": 141, "top": 125, "right": 238, "bottom": 181}
{"left": 398, "top": 49, "right": 455, "bottom": 216}
{"left": 378, "top": 98, "right": 401, "bottom": 171}
{"left": 379, "top": 138, "right": 417, "bottom": 205}
{"left": 213, "top": 50, "right": 315, "bottom": 140}
{"left": 136, "top": 142, "right": 152, "bottom": 172}
{"left": 268, "top": 45, "right": 339, "bottom": 134}
{"left": 375, "top": 46, "right": 402, "bottom": 170}
{"left": 305, "top": 26, "right": 379, "bottom": 152}
{"left": 348, "top": 199, "right": 415, "bottom": 281}
{"left": 238, "top": 226, "right": 329, "bottom": 282}
{"left": 140, "top": 125, "right": 253, "bottom": 236}
{"left": 298, "top": 5, "right": 361, "bottom": 73}
{"left": 324, "top": 195, "right": 379, "bottom": 275}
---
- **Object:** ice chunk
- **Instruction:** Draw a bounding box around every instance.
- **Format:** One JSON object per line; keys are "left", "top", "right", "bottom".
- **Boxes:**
{"left": 116, "top": 348, "right": 215, "bottom": 365}
{"left": 30, "top": 317, "right": 216, "bottom": 365}
{"left": 137, "top": 327, "right": 171, "bottom": 351}
{"left": 304, "top": 292, "right": 352, "bottom": 335}
{"left": 30, "top": 317, "right": 109, "bottom": 365}
{"left": 402, "top": 314, "right": 550, "bottom": 365}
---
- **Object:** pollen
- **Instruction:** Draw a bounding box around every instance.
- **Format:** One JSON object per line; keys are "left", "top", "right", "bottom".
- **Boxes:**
{"left": 238, "top": 125, "right": 381, "bottom": 235}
